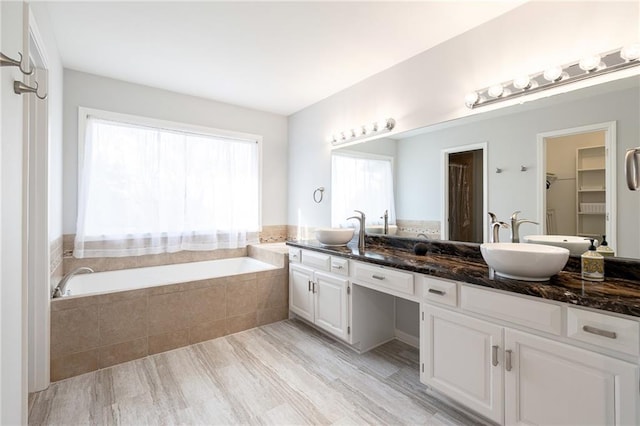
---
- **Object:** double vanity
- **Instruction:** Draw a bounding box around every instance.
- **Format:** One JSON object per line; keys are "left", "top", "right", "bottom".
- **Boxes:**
{"left": 286, "top": 236, "right": 640, "bottom": 425}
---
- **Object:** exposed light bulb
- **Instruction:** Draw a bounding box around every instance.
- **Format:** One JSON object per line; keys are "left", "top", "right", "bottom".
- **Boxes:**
{"left": 464, "top": 92, "right": 479, "bottom": 108}
{"left": 543, "top": 66, "right": 564, "bottom": 82}
{"left": 579, "top": 54, "right": 602, "bottom": 72}
{"left": 488, "top": 84, "right": 504, "bottom": 98}
{"left": 513, "top": 75, "right": 532, "bottom": 90}
{"left": 621, "top": 43, "right": 640, "bottom": 61}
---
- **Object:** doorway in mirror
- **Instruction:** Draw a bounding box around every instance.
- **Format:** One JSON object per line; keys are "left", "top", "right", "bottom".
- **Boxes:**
{"left": 442, "top": 144, "right": 486, "bottom": 243}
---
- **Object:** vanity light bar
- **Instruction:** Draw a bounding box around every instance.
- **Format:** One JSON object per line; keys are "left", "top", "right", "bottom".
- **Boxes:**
{"left": 330, "top": 118, "right": 396, "bottom": 145}
{"left": 465, "top": 44, "right": 640, "bottom": 109}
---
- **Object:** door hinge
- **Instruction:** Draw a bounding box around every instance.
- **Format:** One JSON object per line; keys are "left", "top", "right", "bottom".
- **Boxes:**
{"left": 347, "top": 286, "right": 351, "bottom": 295}
{"left": 347, "top": 326, "right": 351, "bottom": 334}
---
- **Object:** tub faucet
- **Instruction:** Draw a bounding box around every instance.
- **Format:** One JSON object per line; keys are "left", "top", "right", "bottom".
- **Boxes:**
{"left": 381, "top": 210, "right": 389, "bottom": 235}
{"left": 510, "top": 211, "right": 539, "bottom": 243}
{"left": 488, "top": 212, "right": 509, "bottom": 243}
{"left": 52, "top": 267, "right": 94, "bottom": 298}
{"left": 347, "top": 210, "right": 366, "bottom": 251}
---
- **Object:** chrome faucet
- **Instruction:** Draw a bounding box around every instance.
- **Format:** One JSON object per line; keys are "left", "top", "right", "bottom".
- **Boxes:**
{"left": 381, "top": 209, "right": 389, "bottom": 235}
{"left": 347, "top": 209, "right": 366, "bottom": 250}
{"left": 488, "top": 212, "right": 509, "bottom": 243}
{"left": 52, "top": 267, "right": 94, "bottom": 298}
{"left": 510, "top": 211, "right": 539, "bottom": 243}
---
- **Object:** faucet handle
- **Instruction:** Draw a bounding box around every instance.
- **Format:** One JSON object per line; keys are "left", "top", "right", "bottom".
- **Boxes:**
{"left": 488, "top": 212, "right": 498, "bottom": 223}
{"left": 510, "top": 210, "right": 522, "bottom": 220}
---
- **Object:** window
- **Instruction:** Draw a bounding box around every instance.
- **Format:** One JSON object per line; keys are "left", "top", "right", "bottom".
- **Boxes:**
{"left": 331, "top": 151, "right": 395, "bottom": 228}
{"left": 74, "top": 108, "right": 261, "bottom": 258}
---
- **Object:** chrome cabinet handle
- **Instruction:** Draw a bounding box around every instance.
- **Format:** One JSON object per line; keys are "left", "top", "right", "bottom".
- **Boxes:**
{"left": 312, "top": 281, "right": 316, "bottom": 294}
{"left": 308, "top": 280, "right": 312, "bottom": 292}
{"left": 505, "top": 349, "right": 512, "bottom": 372}
{"left": 428, "top": 288, "right": 446, "bottom": 296}
{"left": 492, "top": 345, "right": 499, "bottom": 367}
{"left": 583, "top": 325, "right": 617, "bottom": 339}
{"left": 332, "top": 264, "right": 343, "bottom": 269}
{"left": 372, "top": 274, "right": 385, "bottom": 280}
{"left": 625, "top": 148, "right": 639, "bottom": 191}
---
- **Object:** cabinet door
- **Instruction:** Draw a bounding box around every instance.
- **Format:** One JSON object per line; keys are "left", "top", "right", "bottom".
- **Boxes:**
{"left": 421, "top": 305, "right": 504, "bottom": 424}
{"left": 289, "top": 263, "right": 314, "bottom": 322}
{"left": 505, "top": 329, "right": 639, "bottom": 426}
{"left": 314, "top": 271, "right": 349, "bottom": 341}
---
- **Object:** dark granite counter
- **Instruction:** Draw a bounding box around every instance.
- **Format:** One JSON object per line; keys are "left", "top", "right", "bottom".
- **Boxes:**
{"left": 286, "top": 236, "right": 640, "bottom": 318}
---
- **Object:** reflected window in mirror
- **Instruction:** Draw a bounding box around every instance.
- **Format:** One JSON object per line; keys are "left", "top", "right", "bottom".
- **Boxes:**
{"left": 331, "top": 151, "right": 395, "bottom": 227}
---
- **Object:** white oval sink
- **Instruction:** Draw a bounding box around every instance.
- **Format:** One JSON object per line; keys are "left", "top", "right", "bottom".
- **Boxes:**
{"left": 315, "top": 228, "right": 354, "bottom": 246}
{"left": 480, "top": 242, "right": 570, "bottom": 282}
{"left": 365, "top": 225, "right": 398, "bottom": 235}
{"left": 522, "top": 235, "right": 594, "bottom": 256}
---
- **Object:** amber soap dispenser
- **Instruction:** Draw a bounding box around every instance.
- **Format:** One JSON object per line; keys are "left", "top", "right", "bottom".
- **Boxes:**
{"left": 581, "top": 239, "right": 604, "bottom": 282}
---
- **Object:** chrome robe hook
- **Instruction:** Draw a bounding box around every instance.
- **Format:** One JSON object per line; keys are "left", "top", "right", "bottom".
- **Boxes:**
{"left": 0, "top": 51, "right": 34, "bottom": 75}
{"left": 14, "top": 80, "right": 47, "bottom": 100}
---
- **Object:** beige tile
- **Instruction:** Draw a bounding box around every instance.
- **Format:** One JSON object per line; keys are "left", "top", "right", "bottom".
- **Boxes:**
{"left": 148, "top": 330, "right": 190, "bottom": 355}
{"left": 98, "top": 337, "right": 148, "bottom": 368}
{"left": 189, "top": 319, "right": 227, "bottom": 344}
{"left": 51, "top": 306, "right": 100, "bottom": 359}
{"left": 225, "top": 312, "right": 257, "bottom": 335}
{"left": 51, "top": 294, "right": 102, "bottom": 312}
{"left": 99, "top": 296, "right": 148, "bottom": 346}
{"left": 184, "top": 284, "right": 226, "bottom": 326}
{"left": 51, "top": 349, "right": 99, "bottom": 382}
{"left": 257, "top": 273, "right": 288, "bottom": 309}
{"left": 226, "top": 279, "right": 257, "bottom": 317}
{"left": 148, "top": 291, "right": 189, "bottom": 335}
{"left": 257, "top": 307, "right": 289, "bottom": 327}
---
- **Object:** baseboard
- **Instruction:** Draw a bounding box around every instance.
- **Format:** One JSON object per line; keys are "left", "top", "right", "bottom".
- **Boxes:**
{"left": 394, "top": 328, "right": 419, "bottom": 348}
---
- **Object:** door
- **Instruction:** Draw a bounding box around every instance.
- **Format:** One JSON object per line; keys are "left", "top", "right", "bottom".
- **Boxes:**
{"left": 421, "top": 305, "right": 504, "bottom": 424}
{"left": 289, "top": 264, "right": 314, "bottom": 322}
{"left": 314, "top": 271, "right": 349, "bottom": 341}
{"left": 505, "top": 329, "right": 639, "bottom": 426}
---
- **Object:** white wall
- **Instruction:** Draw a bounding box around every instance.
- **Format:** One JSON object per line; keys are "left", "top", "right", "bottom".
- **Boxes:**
{"left": 287, "top": 1, "right": 639, "bottom": 231}
{"left": 1, "top": 2, "right": 27, "bottom": 422}
{"left": 62, "top": 70, "right": 288, "bottom": 234}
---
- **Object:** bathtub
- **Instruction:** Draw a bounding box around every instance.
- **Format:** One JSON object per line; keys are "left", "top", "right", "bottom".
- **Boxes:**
{"left": 50, "top": 254, "right": 289, "bottom": 381}
{"left": 62, "top": 257, "right": 279, "bottom": 297}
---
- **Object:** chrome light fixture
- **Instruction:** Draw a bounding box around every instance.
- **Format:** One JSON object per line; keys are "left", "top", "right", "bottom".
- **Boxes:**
{"left": 466, "top": 44, "right": 640, "bottom": 109}
{"left": 330, "top": 118, "right": 396, "bottom": 145}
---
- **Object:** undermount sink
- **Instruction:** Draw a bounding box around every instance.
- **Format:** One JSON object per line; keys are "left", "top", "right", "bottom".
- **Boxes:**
{"left": 365, "top": 225, "right": 398, "bottom": 235}
{"left": 522, "top": 235, "right": 594, "bottom": 256}
{"left": 480, "top": 242, "right": 570, "bottom": 282}
{"left": 315, "top": 228, "right": 355, "bottom": 246}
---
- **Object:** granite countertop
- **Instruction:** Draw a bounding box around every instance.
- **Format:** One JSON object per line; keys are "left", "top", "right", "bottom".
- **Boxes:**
{"left": 286, "top": 236, "right": 640, "bottom": 318}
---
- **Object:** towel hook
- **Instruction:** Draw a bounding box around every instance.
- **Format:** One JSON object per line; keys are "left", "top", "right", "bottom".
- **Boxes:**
{"left": 313, "top": 187, "right": 325, "bottom": 203}
{"left": 13, "top": 80, "right": 47, "bottom": 100}
{"left": 1, "top": 51, "right": 34, "bottom": 75}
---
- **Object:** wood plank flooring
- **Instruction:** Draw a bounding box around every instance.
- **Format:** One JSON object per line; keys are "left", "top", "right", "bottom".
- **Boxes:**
{"left": 29, "top": 319, "right": 492, "bottom": 425}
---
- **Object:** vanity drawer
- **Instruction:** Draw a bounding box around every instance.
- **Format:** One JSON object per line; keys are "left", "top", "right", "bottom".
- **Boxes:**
{"left": 567, "top": 307, "right": 639, "bottom": 356}
{"left": 288, "top": 248, "right": 301, "bottom": 263}
{"left": 461, "top": 285, "right": 562, "bottom": 335}
{"left": 330, "top": 257, "right": 349, "bottom": 276}
{"left": 353, "top": 262, "right": 414, "bottom": 296}
{"left": 301, "top": 250, "right": 331, "bottom": 272}
{"left": 423, "top": 276, "right": 458, "bottom": 307}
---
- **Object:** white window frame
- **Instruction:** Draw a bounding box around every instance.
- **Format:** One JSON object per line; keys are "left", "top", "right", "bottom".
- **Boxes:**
{"left": 77, "top": 107, "right": 263, "bottom": 231}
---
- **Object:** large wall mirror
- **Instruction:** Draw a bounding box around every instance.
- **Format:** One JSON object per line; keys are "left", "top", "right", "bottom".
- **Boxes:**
{"left": 331, "top": 75, "right": 640, "bottom": 259}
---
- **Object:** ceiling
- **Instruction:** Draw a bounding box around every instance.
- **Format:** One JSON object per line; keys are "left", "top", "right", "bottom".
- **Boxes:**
{"left": 43, "top": 1, "right": 525, "bottom": 116}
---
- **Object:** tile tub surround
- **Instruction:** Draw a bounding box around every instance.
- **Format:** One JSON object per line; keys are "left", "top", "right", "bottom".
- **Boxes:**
{"left": 62, "top": 225, "right": 288, "bottom": 273}
{"left": 287, "top": 235, "right": 640, "bottom": 317}
{"left": 50, "top": 264, "right": 289, "bottom": 381}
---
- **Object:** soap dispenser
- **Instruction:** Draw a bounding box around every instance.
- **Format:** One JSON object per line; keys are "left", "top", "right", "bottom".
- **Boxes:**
{"left": 596, "top": 235, "right": 615, "bottom": 257}
{"left": 581, "top": 239, "right": 604, "bottom": 282}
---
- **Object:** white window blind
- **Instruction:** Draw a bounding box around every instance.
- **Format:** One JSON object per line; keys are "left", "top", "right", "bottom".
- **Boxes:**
{"left": 331, "top": 152, "right": 396, "bottom": 228}
{"left": 74, "top": 114, "right": 260, "bottom": 258}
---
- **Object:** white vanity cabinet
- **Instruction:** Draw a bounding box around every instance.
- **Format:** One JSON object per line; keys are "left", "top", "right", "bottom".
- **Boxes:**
{"left": 420, "top": 278, "right": 640, "bottom": 426}
{"left": 289, "top": 258, "right": 350, "bottom": 341}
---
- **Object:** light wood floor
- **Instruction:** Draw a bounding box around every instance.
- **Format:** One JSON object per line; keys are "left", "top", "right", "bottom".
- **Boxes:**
{"left": 29, "top": 319, "right": 491, "bottom": 425}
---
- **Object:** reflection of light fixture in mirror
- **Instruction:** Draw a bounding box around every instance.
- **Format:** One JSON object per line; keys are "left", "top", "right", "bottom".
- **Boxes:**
{"left": 330, "top": 117, "right": 396, "bottom": 146}
{"left": 465, "top": 45, "right": 640, "bottom": 109}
